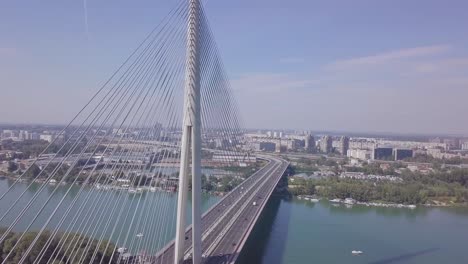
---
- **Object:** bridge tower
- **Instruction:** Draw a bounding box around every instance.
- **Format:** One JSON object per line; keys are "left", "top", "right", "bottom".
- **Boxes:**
{"left": 174, "top": 0, "right": 202, "bottom": 264}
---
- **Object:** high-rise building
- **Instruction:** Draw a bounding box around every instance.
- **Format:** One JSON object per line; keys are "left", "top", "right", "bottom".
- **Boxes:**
{"left": 462, "top": 142, "right": 468, "bottom": 150}
{"left": 304, "top": 134, "right": 315, "bottom": 153}
{"left": 2, "top": 130, "right": 15, "bottom": 138}
{"left": 373, "top": 147, "right": 393, "bottom": 160}
{"left": 30, "top": 132, "right": 40, "bottom": 140}
{"left": 259, "top": 142, "right": 275, "bottom": 152}
{"left": 275, "top": 140, "right": 282, "bottom": 153}
{"left": 338, "top": 136, "right": 349, "bottom": 155}
{"left": 320, "top": 135, "right": 333, "bottom": 153}
{"left": 394, "top": 148, "right": 413, "bottom": 161}
{"left": 18, "top": 130, "right": 29, "bottom": 140}
{"left": 443, "top": 138, "right": 460, "bottom": 150}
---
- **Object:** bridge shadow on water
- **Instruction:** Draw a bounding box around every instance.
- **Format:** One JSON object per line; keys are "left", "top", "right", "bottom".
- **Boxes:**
{"left": 367, "top": 247, "right": 440, "bottom": 264}
{"left": 236, "top": 194, "right": 292, "bottom": 264}
{"left": 200, "top": 253, "right": 238, "bottom": 264}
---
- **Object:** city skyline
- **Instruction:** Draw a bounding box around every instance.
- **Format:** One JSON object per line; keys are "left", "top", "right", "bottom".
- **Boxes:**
{"left": 1, "top": 0, "right": 468, "bottom": 134}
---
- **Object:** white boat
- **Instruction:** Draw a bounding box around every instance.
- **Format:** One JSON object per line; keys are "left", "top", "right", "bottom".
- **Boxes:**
{"left": 128, "top": 188, "right": 137, "bottom": 193}
{"left": 117, "top": 247, "right": 127, "bottom": 254}
{"left": 351, "top": 250, "right": 363, "bottom": 255}
{"left": 329, "top": 198, "right": 342, "bottom": 203}
{"left": 310, "top": 198, "right": 319, "bottom": 202}
{"left": 408, "top": 205, "right": 417, "bottom": 209}
{"left": 149, "top": 187, "right": 156, "bottom": 192}
{"left": 344, "top": 198, "right": 356, "bottom": 205}
{"left": 136, "top": 233, "right": 143, "bottom": 238}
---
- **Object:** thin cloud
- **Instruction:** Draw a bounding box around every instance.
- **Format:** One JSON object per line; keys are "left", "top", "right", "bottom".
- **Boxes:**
{"left": 232, "top": 45, "right": 468, "bottom": 133}
{"left": 280, "top": 57, "right": 305, "bottom": 64}
{"left": 231, "top": 73, "right": 313, "bottom": 93}
{"left": 83, "top": 0, "right": 89, "bottom": 40}
{"left": 329, "top": 44, "right": 451, "bottom": 69}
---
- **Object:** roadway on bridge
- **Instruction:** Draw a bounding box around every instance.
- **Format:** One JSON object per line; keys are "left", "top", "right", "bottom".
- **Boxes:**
{"left": 153, "top": 155, "right": 288, "bottom": 264}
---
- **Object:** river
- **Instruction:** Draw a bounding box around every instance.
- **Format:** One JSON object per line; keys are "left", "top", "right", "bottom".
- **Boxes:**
{"left": 239, "top": 196, "right": 468, "bottom": 264}
{"left": 1, "top": 178, "right": 468, "bottom": 263}
{"left": 0, "top": 178, "right": 219, "bottom": 255}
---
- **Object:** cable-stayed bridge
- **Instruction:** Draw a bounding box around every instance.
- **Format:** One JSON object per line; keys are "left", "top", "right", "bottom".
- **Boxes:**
{"left": 0, "top": 0, "right": 288, "bottom": 263}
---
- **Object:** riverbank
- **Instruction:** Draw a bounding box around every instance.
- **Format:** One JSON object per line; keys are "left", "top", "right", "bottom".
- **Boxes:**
{"left": 0, "top": 175, "right": 230, "bottom": 198}
{"left": 288, "top": 173, "right": 468, "bottom": 208}
{"left": 296, "top": 194, "right": 468, "bottom": 208}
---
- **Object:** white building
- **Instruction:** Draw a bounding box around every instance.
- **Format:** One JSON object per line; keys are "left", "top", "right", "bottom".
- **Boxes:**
{"left": 427, "top": 148, "right": 460, "bottom": 159}
{"left": 40, "top": 134, "right": 55, "bottom": 143}
{"left": 30, "top": 132, "right": 40, "bottom": 140}
{"left": 462, "top": 142, "right": 468, "bottom": 150}
{"left": 112, "top": 128, "right": 124, "bottom": 135}
{"left": 347, "top": 149, "right": 371, "bottom": 161}
{"left": 18, "top": 130, "right": 29, "bottom": 140}
{"left": 2, "top": 130, "right": 16, "bottom": 138}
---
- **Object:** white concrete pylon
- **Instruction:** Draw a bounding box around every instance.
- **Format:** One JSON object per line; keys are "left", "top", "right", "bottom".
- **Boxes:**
{"left": 174, "top": 0, "right": 201, "bottom": 264}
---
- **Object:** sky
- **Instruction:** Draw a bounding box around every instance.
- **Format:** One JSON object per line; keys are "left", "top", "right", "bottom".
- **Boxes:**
{"left": 1, "top": 0, "right": 468, "bottom": 135}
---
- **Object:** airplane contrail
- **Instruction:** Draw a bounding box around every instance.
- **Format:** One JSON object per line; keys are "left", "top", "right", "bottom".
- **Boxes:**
{"left": 83, "top": 0, "right": 89, "bottom": 40}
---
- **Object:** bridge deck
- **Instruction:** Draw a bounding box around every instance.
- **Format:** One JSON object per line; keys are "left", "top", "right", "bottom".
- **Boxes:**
{"left": 152, "top": 156, "right": 288, "bottom": 264}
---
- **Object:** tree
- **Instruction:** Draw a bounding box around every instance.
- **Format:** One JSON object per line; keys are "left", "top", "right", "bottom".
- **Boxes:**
{"left": 0, "top": 229, "right": 117, "bottom": 263}
{"left": 23, "top": 164, "right": 41, "bottom": 179}
{"left": 7, "top": 162, "right": 18, "bottom": 173}
{"left": 132, "top": 175, "right": 150, "bottom": 187}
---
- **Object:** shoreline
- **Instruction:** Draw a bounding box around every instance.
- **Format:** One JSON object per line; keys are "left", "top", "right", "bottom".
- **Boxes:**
{"left": 296, "top": 194, "right": 468, "bottom": 208}
{"left": 0, "top": 175, "right": 228, "bottom": 197}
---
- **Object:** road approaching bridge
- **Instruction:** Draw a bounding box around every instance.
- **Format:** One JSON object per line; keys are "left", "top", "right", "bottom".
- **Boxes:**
{"left": 153, "top": 155, "right": 289, "bottom": 264}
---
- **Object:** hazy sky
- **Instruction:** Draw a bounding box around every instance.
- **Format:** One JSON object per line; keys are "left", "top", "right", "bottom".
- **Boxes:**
{"left": 1, "top": 0, "right": 468, "bottom": 135}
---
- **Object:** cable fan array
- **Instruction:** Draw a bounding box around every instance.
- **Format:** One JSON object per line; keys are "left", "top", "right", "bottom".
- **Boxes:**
{"left": 0, "top": 1, "right": 248, "bottom": 264}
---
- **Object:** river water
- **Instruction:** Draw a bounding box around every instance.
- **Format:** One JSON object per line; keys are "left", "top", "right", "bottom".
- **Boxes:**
{"left": 2, "top": 178, "right": 468, "bottom": 263}
{"left": 239, "top": 196, "right": 468, "bottom": 264}
{"left": 0, "top": 178, "right": 219, "bottom": 255}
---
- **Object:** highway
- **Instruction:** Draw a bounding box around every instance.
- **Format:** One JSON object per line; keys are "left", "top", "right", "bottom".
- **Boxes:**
{"left": 152, "top": 155, "right": 288, "bottom": 264}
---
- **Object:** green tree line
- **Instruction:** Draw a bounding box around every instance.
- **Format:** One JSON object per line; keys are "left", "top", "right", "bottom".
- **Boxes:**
{"left": 0, "top": 229, "right": 117, "bottom": 264}
{"left": 289, "top": 168, "right": 468, "bottom": 205}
